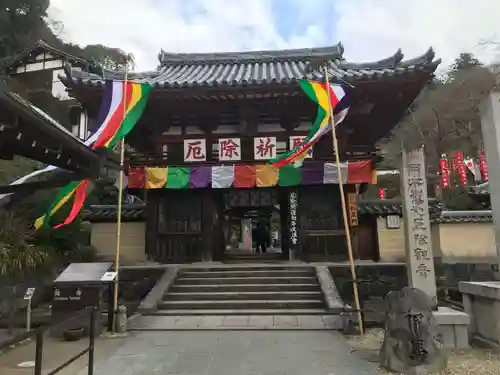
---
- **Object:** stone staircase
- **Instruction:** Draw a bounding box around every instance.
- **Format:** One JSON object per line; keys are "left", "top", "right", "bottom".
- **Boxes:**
{"left": 156, "top": 265, "right": 329, "bottom": 315}
{"left": 223, "top": 250, "right": 283, "bottom": 263}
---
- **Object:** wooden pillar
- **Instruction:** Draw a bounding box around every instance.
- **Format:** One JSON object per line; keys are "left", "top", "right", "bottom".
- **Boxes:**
{"left": 145, "top": 191, "right": 159, "bottom": 261}
{"left": 202, "top": 190, "right": 224, "bottom": 261}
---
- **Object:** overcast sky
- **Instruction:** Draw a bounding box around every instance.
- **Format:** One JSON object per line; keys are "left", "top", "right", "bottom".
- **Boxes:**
{"left": 47, "top": 0, "right": 500, "bottom": 72}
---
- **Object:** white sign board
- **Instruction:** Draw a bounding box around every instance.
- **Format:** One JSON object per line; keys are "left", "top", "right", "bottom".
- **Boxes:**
{"left": 289, "top": 136, "right": 313, "bottom": 158}
{"left": 101, "top": 271, "right": 118, "bottom": 282}
{"left": 386, "top": 215, "right": 401, "bottom": 229}
{"left": 218, "top": 138, "right": 241, "bottom": 161}
{"left": 183, "top": 139, "right": 207, "bottom": 162}
{"left": 254, "top": 137, "right": 277, "bottom": 160}
{"left": 24, "top": 288, "right": 35, "bottom": 300}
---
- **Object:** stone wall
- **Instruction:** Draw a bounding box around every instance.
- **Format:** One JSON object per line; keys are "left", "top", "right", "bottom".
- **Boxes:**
{"left": 439, "top": 223, "right": 496, "bottom": 260}
{"left": 90, "top": 222, "right": 146, "bottom": 265}
{"left": 330, "top": 262, "right": 496, "bottom": 326}
{"left": 377, "top": 218, "right": 495, "bottom": 262}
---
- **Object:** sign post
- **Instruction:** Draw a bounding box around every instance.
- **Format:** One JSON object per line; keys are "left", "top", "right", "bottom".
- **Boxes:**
{"left": 24, "top": 288, "right": 36, "bottom": 332}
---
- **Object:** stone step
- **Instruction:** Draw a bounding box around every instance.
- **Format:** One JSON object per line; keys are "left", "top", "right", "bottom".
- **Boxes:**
{"left": 175, "top": 277, "right": 318, "bottom": 285}
{"left": 158, "top": 299, "right": 325, "bottom": 310}
{"left": 179, "top": 265, "right": 312, "bottom": 272}
{"left": 179, "top": 269, "right": 315, "bottom": 278}
{"left": 224, "top": 256, "right": 283, "bottom": 262}
{"left": 146, "top": 309, "right": 331, "bottom": 316}
{"left": 169, "top": 283, "right": 321, "bottom": 293}
{"left": 224, "top": 251, "right": 281, "bottom": 257}
{"left": 164, "top": 291, "right": 323, "bottom": 301}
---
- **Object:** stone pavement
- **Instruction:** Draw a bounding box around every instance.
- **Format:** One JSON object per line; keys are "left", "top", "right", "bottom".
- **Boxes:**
{"left": 130, "top": 314, "right": 344, "bottom": 330}
{"left": 0, "top": 334, "right": 125, "bottom": 375}
{"left": 79, "top": 331, "right": 379, "bottom": 375}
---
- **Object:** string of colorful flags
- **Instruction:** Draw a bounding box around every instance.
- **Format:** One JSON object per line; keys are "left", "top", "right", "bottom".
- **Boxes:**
{"left": 124, "top": 161, "right": 375, "bottom": 190}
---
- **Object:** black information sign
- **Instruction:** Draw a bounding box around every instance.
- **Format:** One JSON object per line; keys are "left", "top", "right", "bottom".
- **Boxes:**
{"left": 288, "top": 190, "right": 299, "bottom": 257}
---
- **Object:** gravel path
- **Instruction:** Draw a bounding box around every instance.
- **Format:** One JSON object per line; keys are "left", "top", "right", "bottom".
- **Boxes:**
{"left": 345, "top": 329, "right": 500, "bottom": 375}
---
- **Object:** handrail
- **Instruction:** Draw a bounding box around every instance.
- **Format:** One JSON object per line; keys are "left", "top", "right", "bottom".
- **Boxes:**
{"left": 0, "top": 306, "right": 97, "bottom": 375}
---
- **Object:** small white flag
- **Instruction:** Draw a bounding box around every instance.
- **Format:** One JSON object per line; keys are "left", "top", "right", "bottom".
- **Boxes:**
{"left": 464, "top": 158, "right": 481, "bottom": 182}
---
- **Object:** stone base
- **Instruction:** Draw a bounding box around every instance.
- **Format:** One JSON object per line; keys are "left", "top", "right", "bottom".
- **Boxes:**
{"left": 432, "top": 306, "right": 470, "bottom": 349}
{"left": 459, "top": 281, "right": 500, "bottom": 347}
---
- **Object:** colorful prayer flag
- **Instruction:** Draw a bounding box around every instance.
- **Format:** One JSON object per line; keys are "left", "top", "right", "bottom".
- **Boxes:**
{"left": 139, "top": 161, "right": 373, "bottom": 190}
{"left": 271, "top": 79, "right": 347, "bottom": 168}
{"left": 35, "top": 81, "right": 152, "bottom": 230}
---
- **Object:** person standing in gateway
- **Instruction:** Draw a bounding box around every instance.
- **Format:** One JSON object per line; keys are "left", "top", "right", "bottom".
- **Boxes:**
{"left": 255, "top": 219, "right": 269, "bottom": 253}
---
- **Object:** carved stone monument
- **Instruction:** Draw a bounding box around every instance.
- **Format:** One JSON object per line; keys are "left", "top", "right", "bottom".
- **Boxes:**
{"left": 394, "top": 147, "right": 469, "bottom": 351}
{"left": 380, "top": 287, "right": 446, "bottom": 374}
{"left": 401, "top": 148, "right": 437, "bottom": 308}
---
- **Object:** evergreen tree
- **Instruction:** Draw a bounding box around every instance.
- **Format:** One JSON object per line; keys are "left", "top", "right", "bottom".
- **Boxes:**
{"left": 0, "top": 0, "right": 50, "bottom": 58}
{"left": 446, "top": 52, "right": 482, "bottom": 81}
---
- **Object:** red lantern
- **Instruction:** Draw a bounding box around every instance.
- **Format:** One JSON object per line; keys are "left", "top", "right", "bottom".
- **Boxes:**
{"left": 439, "top": 158, "right": 449, "bottom": 188}
{"left": 456, "top": 152, "right": 467, "bottom": 185}
{"left": 379, "top": 188, "right": 385, "bottom": 200}
{"left": 479, "top": 152, "right": 488, "bottom": 182}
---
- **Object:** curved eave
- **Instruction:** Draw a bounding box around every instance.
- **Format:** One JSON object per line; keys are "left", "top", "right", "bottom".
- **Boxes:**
{"left": 60, "top": 46, "right": 440, "bottom": 91}
{"left": 158, "top": 43, "right": 345, "bottom": 65}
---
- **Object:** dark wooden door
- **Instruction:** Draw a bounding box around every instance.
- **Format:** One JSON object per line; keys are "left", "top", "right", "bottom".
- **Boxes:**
{"left": 356, "top": 218, "right": 379, "bottom": 261}
{"left": 155, "top": 190, "right": 203, "bottom": 263}
{"left": 298, "top": 185, "right": 347, "bottom": 261}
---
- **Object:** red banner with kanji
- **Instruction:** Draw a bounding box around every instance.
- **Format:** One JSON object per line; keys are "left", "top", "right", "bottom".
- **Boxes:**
{"left": 479, "top": 152, "right": 488, "bottom": 182}
{"left": 456, "top": 151, "right": 467, "bottom": 185}
{"left": 439, "top": 157, "right": 449, "bottom": 188}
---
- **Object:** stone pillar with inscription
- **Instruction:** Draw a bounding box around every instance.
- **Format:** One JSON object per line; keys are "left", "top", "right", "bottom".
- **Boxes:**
{"left": 401, "top": 147, "right": 437, "bottom": 308}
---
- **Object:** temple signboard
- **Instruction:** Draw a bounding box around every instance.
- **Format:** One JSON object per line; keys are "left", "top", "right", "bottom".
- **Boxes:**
{"left": 184, "top": 139, "right": 206, "bottom": 162}
{"left": 254, "top": 136, "right": 277, "bottom": 160}
{"left": 347, "top": 193, "right": 358, "bottom": 226}
{"left": 289, "top": 136, "right": 312, "bottom": 158}
{"left": 289, "top": 191, "right": 298, "bottom": 245}
{"left": 288, "top": 190, "right": 299, "bottom": 260}
{"left": 401, "top": 147, "right": 437, "bottom": 307}
{"left": 218, "top": 138, "right": 241, "bottom": 161}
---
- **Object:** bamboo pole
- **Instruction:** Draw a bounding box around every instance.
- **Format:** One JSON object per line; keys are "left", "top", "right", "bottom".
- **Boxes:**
{"left": 112, "top": 59, "right": 129, "bottom": 332}
{"left": 323, "top": 64, "right": 364, "bottom": 335}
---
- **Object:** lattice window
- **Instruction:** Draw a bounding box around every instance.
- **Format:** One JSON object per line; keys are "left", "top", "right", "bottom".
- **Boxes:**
{"left": 298, "top": 186, "right": 342, "bottom": 231}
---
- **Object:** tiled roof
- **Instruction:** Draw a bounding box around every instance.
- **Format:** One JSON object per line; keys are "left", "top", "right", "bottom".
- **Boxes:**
{"left": 3, "top": 40, "right": 89, "bottom": 72}
{"left": 83, "top": 204, "right": 146, "bottom": 222}
{"left": 86, "top": 203, "right": 493, "bottom": 224}
{"left": 62, "top": 43, "right": 440, "bottom": 88}
{"left": 469, "top": 182, "right": 489, "bottom": 195}
{"left": 85, "top": 199, "right": 445, "bottom": 223}
{"left": 357, "top": 199, "right": 443, "bottom": 218}
{"left": 0, "top": 81, "right": 119, "bottom": 175}
{"left": 436, "top": 210, "right": 493, "bottom": 224}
